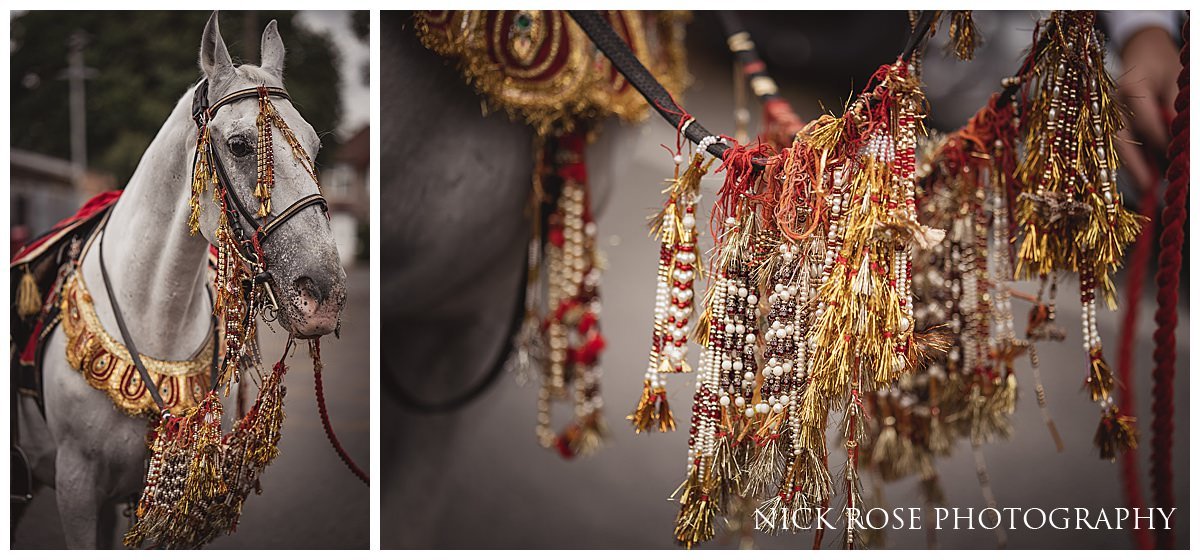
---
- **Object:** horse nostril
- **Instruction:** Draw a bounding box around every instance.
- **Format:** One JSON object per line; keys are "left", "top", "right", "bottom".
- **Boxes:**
{"left": 293, "top": 276, "right": 325, "bottom": 305}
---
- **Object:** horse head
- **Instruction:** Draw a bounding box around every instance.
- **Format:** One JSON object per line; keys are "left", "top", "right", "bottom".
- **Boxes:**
{"left": 190, "top": 12, "right": 346, "bottom": 338}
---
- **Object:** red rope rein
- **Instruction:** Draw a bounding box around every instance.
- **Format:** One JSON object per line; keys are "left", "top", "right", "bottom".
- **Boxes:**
{"left": 310, "top": 339, "right": 369, "bottom": 484}
{"left": 1149, "top": 19, "right": 1188, "bottom": 550}
{"left": 1116, "top": 152, "right": 1159, "bottom": 549}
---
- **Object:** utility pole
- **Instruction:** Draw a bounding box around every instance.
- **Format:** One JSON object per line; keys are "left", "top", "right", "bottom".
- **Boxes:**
{"left": 62, "top": 31, "right": 96, "bottom": 183}
{"left": 243, "top": 11, "right": 259, "bottom": 64}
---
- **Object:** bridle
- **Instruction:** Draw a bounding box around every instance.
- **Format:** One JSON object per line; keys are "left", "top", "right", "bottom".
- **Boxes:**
{"left": 94, "top": 78, "right": 329, "bottom": 415}
{"left": 190, "top": 79, "right": 329, "bottom": 307}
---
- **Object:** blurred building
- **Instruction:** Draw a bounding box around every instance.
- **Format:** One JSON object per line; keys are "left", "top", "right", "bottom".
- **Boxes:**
{"left": 322, "top": 125, "right": 369, "bottom": 265}
{"left": 9, "top": 149, "right": 115, "bottom": 255}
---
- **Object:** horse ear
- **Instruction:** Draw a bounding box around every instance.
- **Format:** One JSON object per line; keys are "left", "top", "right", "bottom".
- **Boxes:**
{"left": 199, "top": 11, "right": 234, "bottom": 81}
{"left": 260, "top": 20, "right": 286, "bottom": 81}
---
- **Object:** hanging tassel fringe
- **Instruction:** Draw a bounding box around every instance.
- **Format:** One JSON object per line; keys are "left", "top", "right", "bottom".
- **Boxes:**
{"left": 1085, "top": 351, "right": 1116, "bottom": 402}
{"left": 945, "top": 11, "right": 981, "bottom": 61}
{"left": 17, "top": 265, "right": 42, "bottom": 320}
{"left": 1095, "top": 406, "right": 1138, "bottom": 461}
{"left": 673, "top": 468, "right": 715, "bottom": 548}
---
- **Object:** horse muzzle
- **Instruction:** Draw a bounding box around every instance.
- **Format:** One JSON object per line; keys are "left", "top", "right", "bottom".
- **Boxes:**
{"left": 285, "top": 272, "right": 347, "bottom": 339}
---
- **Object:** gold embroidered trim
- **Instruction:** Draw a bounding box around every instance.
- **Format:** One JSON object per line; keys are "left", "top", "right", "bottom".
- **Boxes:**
{"left": 61, "top": 273, "right": 213, "bottom": 417}
{"left": 415, "top": 10, "right": 691, "bottom": 134}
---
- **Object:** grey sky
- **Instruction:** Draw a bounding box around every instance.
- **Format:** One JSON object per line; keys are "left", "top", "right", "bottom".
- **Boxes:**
{"left": 297, "top": 11, "right": 368, "bottom": 137}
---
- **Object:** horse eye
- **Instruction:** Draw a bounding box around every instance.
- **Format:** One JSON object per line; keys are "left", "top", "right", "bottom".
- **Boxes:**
{"left": 229, "top": 137, "right": 252, "bottom": 158}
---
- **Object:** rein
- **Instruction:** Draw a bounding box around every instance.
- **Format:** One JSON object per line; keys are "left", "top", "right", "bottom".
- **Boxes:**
{"left": 97, "top": 223, "right": 219, "bottom": 413}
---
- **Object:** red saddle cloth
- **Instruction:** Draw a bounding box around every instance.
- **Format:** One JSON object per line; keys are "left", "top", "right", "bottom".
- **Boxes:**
{"left": 11, "top": 190, "right": 122, "bottom": 396}
{"left": 12, "top": 190, "right": 121, "bottom": 264}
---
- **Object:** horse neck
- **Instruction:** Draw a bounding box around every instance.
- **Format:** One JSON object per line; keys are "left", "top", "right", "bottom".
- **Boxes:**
{"left": 79, "top": 86, "right": 213, "bottom": 360}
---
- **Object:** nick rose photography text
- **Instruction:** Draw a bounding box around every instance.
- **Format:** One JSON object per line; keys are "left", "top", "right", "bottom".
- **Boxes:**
{"left": 754, "top": 507, "right": 1179, "bottom": 533}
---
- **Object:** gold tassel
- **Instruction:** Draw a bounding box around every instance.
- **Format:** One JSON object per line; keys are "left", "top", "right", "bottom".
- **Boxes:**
{"left": 710, "top": 432, "right": 741, "bottom": 499}
{"left": 744, "top": 434, "right": 783, "bottom": 497}
{"left": 795, "top": 446, "right": 833, "bottom": 509}
{"left": 16, "top": 265, "right": 42, "bottom": 320}
{"left": 869, "top": 423, "right": 899, "bottom": 476}
{"left": 188, "top": 128, "right": 213, "bottom": 235}
{"left": 568, "top": 412, "right": 606, "bottom": 457}
{"left": 627, "top": 380, "right": 657, "bottom": 434}
{"left": 907, "top": 325, "right": 953, "bottom": 370}
{"left": 183, "top": 394, "right": 227, "bottom": 501}
{"left": 759, "top": 457, "right": 807, "bottom": 535}
{"left": 673, "top": 467, "right": 715, "bottom": 548}
{"left": 945, "top": 11, "right": 981, "bottom": 61}
{"left": 656, "top": 390, "right": 676, "bottom": 432}
{"left": 991, "top": 374, "right": 1018, "bottom": 416}
{"left": 1085, "top": 351, "right": 1115, "bottom": 402}
{"left": 1094, "top": 406, "right": 1138, "bottom": 461}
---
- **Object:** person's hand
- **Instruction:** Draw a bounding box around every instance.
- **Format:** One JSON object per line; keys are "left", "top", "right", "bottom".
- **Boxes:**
{"left": 1115, "top": 26, "right": 1183, "bottom": 187}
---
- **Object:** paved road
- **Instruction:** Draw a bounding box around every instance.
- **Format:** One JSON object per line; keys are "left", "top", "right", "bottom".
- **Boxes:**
{"left": 12, "top": 264, "right": 370, "bottom": 549}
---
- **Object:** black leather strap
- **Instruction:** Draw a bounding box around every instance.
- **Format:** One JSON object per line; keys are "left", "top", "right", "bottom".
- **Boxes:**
{"left": 98, "top": 225, "right": 167, "bottom": 413}
{"left": 259, "top": 193, "right": 328, "bottom": 241}
{"left": 208, "top": 140, "right": 263, "bottom": 235}
{"left": 569, "top": 11, "right": 938, "bottom": 168}
{"left": 208, "top": 86, "right": 289, "bottom": 118}
{"left": 569, "top": 11, "right": 733, "bottom": 161}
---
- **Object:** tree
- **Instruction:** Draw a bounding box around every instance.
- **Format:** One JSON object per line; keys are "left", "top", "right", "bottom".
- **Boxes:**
{"left": 10, "top": 11, "right": 343, "bottom": 184}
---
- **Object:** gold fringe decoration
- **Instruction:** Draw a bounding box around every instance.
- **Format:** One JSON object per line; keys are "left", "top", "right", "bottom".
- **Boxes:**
{"left": 657, "top": 393, "right": 676, "bottom": 433}
{"left": 253, "top": 88, "right": 276, "bottom": 217}
{"left": 124, "top": 354, "right": 289, "bottom": 549}
{"left": 187, "top": 126, "right": 216, "bottom": 235}
{"left": 628, "top": 381, "right": 676, "bottom": 433}
{"left": 1014, "top": 11, "right": 1143, "bottom": 297}
{"left": 673, "top": 467, "right": 715, "bottom": 548}
{"left": 628, "top": 380, "right": 657, "bottom": 433}
{"left": 1095, "top": 405, "right": 1138, "bottom": 461}
{"left": 945, "top": 11, "right": 981, "bottom": 61}
{"left": 631, "top": 154, "right": 710, "bottom": 434}
{"left": 1013, "top": 11, "right": 1144, "bottom": 457}
{"left": 1085, "top": 350, "right": 1116, "bottom": 402}
{"left": 16, "top": 265, "right": 43, "bottom": 320}
{"left": 563, "top": 411, "right": 607, "bottom": 458}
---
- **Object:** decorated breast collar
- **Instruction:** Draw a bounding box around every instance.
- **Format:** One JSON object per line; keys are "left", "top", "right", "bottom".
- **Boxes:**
{"left": 415, "top": 10, "right": 689, "bottom": 134}
{"left": 61, "top": 273, "right": 213, "bottom": 417}
{"left": 59, "top": 213, "right": 215, "bottom": 417}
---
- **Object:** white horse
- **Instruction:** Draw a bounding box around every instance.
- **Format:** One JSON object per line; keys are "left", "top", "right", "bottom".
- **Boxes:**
{"left": 16, "top": 12, "right": 346, "bottom": 548}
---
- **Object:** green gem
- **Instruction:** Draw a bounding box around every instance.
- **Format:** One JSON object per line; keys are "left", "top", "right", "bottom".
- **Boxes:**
{"left": 516, "top": 13, "right": 532, "bottom": 30}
